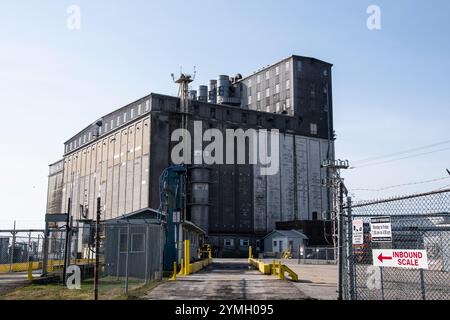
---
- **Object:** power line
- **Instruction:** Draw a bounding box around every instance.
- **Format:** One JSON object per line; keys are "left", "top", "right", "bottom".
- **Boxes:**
{"left": 350, "top": 176, "right": 450, "bottom": 192}
{"left": 351, "top": 146, "right": 450, "bottom": 169}
{"left": 352, "top": 139, "right": 450, "bottom": 165}
{"left": 434, "top": 184, "right": 450, "bottom": 191}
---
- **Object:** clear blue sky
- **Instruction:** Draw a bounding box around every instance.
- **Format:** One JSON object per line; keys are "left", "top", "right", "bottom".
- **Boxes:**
{"left": 1, "top": 0, "right": 449, "bottom": 229}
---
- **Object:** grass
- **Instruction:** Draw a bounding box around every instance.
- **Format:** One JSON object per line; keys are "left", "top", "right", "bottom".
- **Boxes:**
{"left": 0, "top": 276, "right": 166, "bottom": 300}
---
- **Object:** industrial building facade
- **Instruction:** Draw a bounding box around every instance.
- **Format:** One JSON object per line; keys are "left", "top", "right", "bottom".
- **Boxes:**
{"left": 46, "top": 55, "right": 335, "bottom": 257}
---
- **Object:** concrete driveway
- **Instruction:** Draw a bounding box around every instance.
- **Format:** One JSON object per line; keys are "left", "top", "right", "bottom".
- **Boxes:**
{"left": 142, "top": 259, "right": 310, "bottom": 300}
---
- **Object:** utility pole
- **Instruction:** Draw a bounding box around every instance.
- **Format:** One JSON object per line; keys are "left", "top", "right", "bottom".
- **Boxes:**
{"left": 321, "top": 159, "right": 349, "bottom": 300}
{"left": 94, "top": 197, "right": 101, "bottom": 300}
{"left": 62, "top": 198, "right": 71, "bottom": 284}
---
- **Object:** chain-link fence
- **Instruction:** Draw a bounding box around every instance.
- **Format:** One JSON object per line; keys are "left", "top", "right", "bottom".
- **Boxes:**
{"left": 298, "top": 246, "right": 336, "bottom": 263}
{"left": 97, "top": 221, "right": 164, "bottom": 299}
{"left": 10, "top": 219, "right": 165, "bottom": 300}
{"left": 0, "top": 230, "right": 45, "bottom": 273}
{"left": 342, "top": 189, "right": 450, "bottom": 300}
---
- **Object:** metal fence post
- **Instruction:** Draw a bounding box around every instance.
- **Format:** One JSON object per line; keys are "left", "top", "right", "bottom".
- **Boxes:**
{"left": 27, "top": 232, "right": 31, "bottom": 263}
{"left": 37, "top": 234, "right": 41, "bottom": 263}
{"left": 346, "top": 197, "right": 355, "bottom": 300}
{"left": 94, "top": 197, "right": 101, "bottom": 300}
{"left": 380, "top": 267, "right": 385, "bottom": 300}
{"left": 9, "top": 221, "right": 16, "bottom": 273}
{"left": 145, "top": 224, "right": 149, "bottom": 284}
{"left": 116, "top": 226, "right": 121, "bottom": 281}
{"left": 124, "top": 222, "right": 130, "bottom": 294}
{"left": 338, "top": 183, "right": 344, "bottom": 299}
{"left": 420, "top": 269, "right": 426, "bottom": 300}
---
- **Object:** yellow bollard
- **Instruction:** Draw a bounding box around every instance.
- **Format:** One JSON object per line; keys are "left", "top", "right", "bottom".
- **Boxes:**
{"left": 170, "top": 261, "right": 177, "bottom": 281}
{"left": 278, "top": 261, "right": 285, "bottom": 280}
{"left": 208, "top": 248, "right": 212, "bottom": 260}
{"left": 248, "top": 246, "right": 253, "bottom": 259}
{"left": 271, "top": 259, "right": 276, "bottom": 275}
{"left": 184, "top": 240, "right": 191, "bottom": 275}
{"left": 27, "top": 261, "right": 33, "bottom": 281}
{"left": 178, "top": 258, "right": 184, "bottom": 275}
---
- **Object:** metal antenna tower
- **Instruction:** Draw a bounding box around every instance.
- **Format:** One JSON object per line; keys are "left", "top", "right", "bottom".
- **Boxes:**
{"left": 170, "top": 67, "right": 196, "bottom": 262}
{"left": 171, "top": 67, "right": 196, "bottom": 130}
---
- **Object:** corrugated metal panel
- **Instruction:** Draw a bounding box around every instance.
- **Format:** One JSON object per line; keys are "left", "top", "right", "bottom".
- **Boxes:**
{"left": 253, "top": 158, "right": 267, "bottom": 233}
{"left": 222, "top": 169, "right": 236, "bottom": 229}
{"left": 295, "top": 136, "right": 309, "bottom": 220}
{"left": 280, "top": 134, "right": 295, "bottom": 222}
{"left": 125, "top": 125, "right": 135, "bottom": 214}
{"left": 237, "top": 165, "right": 253, "bottom": 232}
{"left": 320, "top": 139, "right": 331, "bottom": 218}
{"left": 266, "top": 132, "right": 281, "bottom": 230}
{"left": 308, "top": 139, "right": 322, "bottom": 218}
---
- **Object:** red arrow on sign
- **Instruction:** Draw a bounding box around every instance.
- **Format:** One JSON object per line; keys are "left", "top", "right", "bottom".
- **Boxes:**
{"left": 378, "top": 253, "right": 392, "bottom": 263}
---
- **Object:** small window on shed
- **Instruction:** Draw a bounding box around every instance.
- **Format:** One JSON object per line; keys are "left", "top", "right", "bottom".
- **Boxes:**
{"left": 239, "top": 239, "right": 249, "bottom": 247}
{"left": 131, "top": 233, "right": 145, "bottom": 252}
{"left": 224, "top": 239, "right": 234, "bottom": 247}
{"left": 119, "top": 233, "right": 128, "bottom": 252}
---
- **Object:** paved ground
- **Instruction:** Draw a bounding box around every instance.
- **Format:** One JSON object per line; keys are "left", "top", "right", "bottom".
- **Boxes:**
{"left": 143, "top": 259, "right": 337, "bottom": 300}
{"left": 143, "top": 259, "right": 309, "bottom": 300}
{"left": 0, "top": 271, "right": 40, "bottom": 296}
{"left": 276, "top": 260, "right": 338, "bottom": 300}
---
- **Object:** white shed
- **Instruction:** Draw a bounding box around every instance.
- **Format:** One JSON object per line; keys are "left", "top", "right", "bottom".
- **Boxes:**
{"left": 263, "top": 229, "right": 308, "bottom": 258}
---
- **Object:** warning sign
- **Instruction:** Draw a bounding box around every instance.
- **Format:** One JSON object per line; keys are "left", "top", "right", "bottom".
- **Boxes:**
{"left": 352, "top": 219, "right": 364, "bottom": 245}
{"left": 372, "top": 249, "right": 428, "bottom": 269}
{"left": 370, "top": 217, "right": 392, "bottom": 242}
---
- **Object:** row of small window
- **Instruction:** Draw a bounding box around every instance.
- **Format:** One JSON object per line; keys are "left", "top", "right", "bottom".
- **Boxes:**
{"left": 223, "top": 239, "right": 250, "bottom": 247}
{"left": 248, "top": 80, "right": 290, "bottom": 101}
{"left": 250, "top": 60, "right": 294, "bottom": 86}
{"left": 66, "top": 100, "right": 150, "bottom": 153}
{"left": 252, "top": 100, "right": 292, "bottom": 113}
{"left": 119, "top": 233, "right": 145, "bottom": 253}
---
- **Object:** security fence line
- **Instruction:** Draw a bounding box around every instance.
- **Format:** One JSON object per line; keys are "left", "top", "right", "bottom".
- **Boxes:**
{"left": 341, "top": 188, "right": 450, "bottom": 300}
{"left": 1, "top": 219, "right": 164, "bottom": 300}
{"left": 43, "top": 220, "right": 164, "bottom": 299}
{"left": 0, "top": 228, "right": 45, "bottom": 273}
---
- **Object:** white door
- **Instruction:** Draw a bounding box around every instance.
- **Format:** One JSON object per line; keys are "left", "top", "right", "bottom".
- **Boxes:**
{"left": 273, "top": 237, "right": 284, "bottom": 253}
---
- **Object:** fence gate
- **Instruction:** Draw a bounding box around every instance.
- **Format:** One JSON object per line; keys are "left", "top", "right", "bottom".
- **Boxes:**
{"left": 341, "top": 189, "right": 450, "bottom": 300}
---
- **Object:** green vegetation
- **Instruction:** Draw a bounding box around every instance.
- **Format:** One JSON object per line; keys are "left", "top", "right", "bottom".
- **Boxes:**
{"left": 0, "top": 277, "right": 165, "bottom": 300}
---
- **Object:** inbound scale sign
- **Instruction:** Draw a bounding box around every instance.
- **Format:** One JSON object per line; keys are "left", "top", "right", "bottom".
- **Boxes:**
{"left": 372, "top": 249, "right": 429, "bottom": 269}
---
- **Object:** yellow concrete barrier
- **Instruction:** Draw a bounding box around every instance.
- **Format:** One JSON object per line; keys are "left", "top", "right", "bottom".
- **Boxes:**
{"left": 0, "top": 258, "right": 97, "bottom": 274}
{"left": 248, "top": 258, "right": 271, "bottom": 275}
{"left": 189, "top": 258, "right": 212, "bottom": 274}
{"left": 281, "top": 264, "right": 299, "bottom": 282}
{"left": 248, "top": 258, "right": 299, "bottom": 282}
